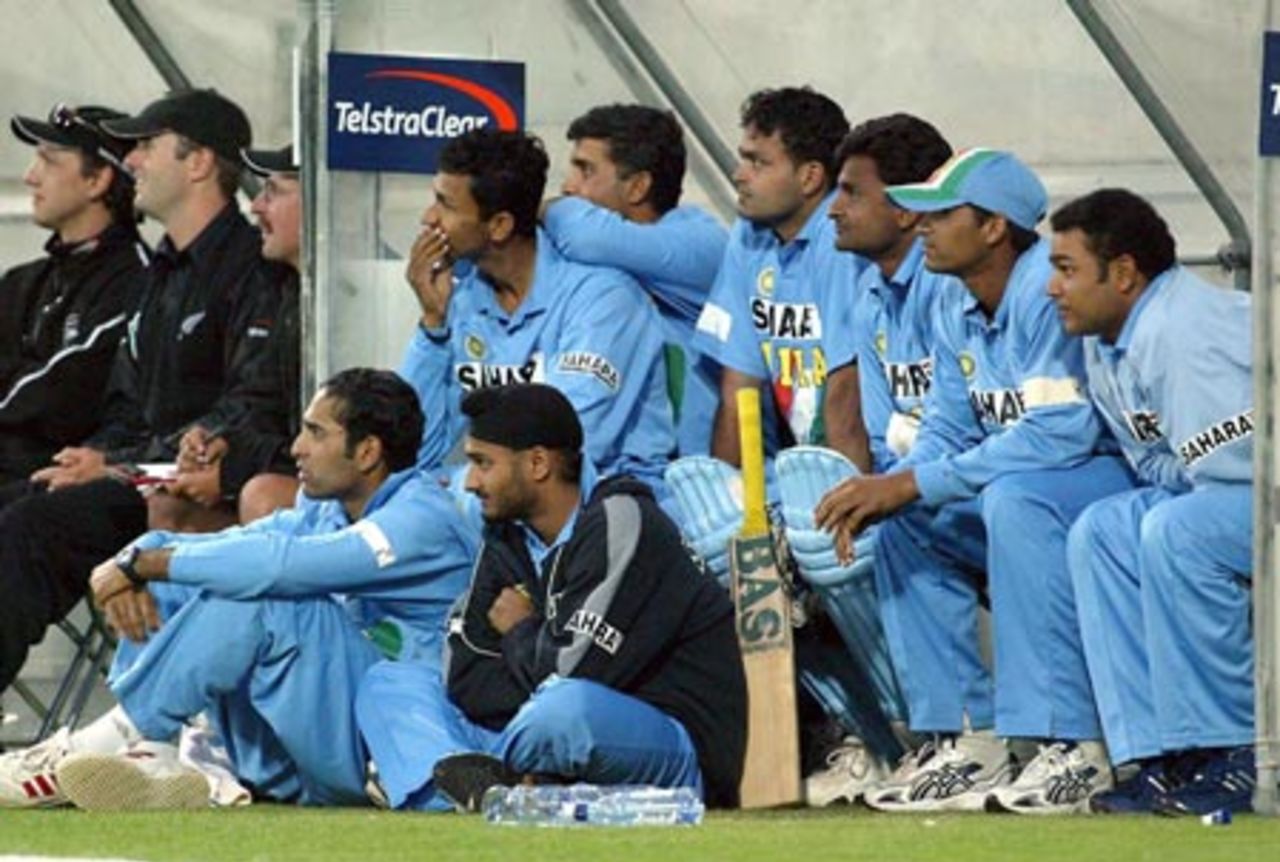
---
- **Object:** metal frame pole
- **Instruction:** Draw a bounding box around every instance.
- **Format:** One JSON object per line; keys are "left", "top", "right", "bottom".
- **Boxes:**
{"left": 1065, "top": 0, "right": 1252, "bottom": 290}
{"left": 296, "top": 0, "right": 335, "bottom": 399}
{"left": 107, "top": 0, "right": 259, "bottom": 198}
{"left": 1254, "top": 0, "right": 1279, "bottom": 818}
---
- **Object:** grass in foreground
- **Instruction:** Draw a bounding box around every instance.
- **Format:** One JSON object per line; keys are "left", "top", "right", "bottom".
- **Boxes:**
{"left": 1, "top": 807, "right": 1279, "bottom": 862}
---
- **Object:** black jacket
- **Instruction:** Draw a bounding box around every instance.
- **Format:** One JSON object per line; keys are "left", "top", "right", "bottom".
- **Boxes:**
{"left": 0, "top": 224, "right": 148, "bottom": 482}
{"left": 217, "top": 269, "right": 301, "bottom": 491}
{"left": 445, "top": 475, "right": 748, "bottom": 808}
{"left": 85, "top": 205, "right": 292, "bottom": 494}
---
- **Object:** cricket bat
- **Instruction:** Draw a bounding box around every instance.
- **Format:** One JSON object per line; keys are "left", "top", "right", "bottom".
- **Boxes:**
{"left": 730, "top": 387, "right": 801, "bottom": 808}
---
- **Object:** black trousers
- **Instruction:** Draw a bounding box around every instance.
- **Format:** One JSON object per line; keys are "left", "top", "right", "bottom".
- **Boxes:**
{"left": 0, "top": 478, "right": 146, "bottom": 692}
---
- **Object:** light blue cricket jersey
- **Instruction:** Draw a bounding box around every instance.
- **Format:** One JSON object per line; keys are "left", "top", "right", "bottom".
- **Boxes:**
{"left": 854, "top": 238, "right": 965, "bottom": 473}
{"left": 135, "top": 468, "right": 479, "bottom": 665}
{"left": 401, "top": 229, "right": 676, "bottom": 491}
{"left": 693, "top": 193, "right": 868, "bottom": 447}
{"left": 1085, "top": 266, "right": 1252, "bottom": 491}
{"left": 542, "top": 198, "right": 727, "bottom": 456}
{"left": 902, "top": 239, "right": 1105, "bottom": 505}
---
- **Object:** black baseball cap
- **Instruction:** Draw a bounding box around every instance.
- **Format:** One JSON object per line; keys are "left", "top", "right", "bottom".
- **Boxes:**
{"left": 241, "top": 144, "right": 297, "bottom": 177}
{"left": 101, "top": 89, "right": 250, "bottom": 162}
{"left": 10, "top": 104, "right": 135, "bottom": 175}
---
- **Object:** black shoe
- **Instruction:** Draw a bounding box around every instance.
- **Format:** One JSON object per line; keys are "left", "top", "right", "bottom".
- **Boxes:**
{"left": 1153, "top": 746, "right": 1256, "bottom": 817}
{"left": 432, "top": 753, "right": 516, "bottom": 813}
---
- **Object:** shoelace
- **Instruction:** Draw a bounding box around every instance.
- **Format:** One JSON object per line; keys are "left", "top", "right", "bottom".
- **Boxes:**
{"left": 5, "top": 738, "right": 66, "bottom": 772}
{"left": 825, "top": 742, "right": 870, "bottom": 779}
{"left": 1019, "top": 742, "right": 1071, "bottom": 783}
{"left": 886, "top": 739, "right": 939, "bottom": 781}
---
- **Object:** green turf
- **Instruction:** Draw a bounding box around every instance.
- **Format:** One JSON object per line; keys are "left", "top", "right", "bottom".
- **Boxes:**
{"left": 1, "top": 808, "right": 1278, "bottom": 862}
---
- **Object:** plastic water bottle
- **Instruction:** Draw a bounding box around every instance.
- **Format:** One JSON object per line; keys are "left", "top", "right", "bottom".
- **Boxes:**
{"left": 481, "top": 784, "right": 704, "bottom": 827}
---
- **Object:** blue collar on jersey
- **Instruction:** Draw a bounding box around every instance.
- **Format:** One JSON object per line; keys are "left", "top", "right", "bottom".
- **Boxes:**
{"left": 868, "top": 236, "right": 927, "bottom": 299}
{"left": 959, "top": 238, "right": 1047, "bottom": 332}
{"left": 519, "top": 458, "right": 598, "bottom": 572}
{"left": 473, "top": 228, "right": 561, "bottom": 328}
{"left": 744, "top": 189, "right": 836, "bottom": 259}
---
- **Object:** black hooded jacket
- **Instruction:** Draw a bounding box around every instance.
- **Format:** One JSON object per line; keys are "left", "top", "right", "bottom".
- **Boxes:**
{"left": 445, "top": 474, "right": 747, "bottom": 808}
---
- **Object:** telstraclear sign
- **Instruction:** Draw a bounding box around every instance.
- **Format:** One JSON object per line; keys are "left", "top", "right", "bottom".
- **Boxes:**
{"left": 328, "top": 52, "right": 525, "bottom": 174}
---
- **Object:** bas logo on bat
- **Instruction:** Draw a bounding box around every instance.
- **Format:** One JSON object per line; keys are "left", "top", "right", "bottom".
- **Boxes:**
{"left": 734, "top": 537, "right": 786, "bottom": 652}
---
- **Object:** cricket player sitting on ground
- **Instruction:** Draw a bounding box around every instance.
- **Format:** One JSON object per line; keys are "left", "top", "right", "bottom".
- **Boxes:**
{"left": 356, "top": 383, "right": 747, "bottom": 812}
{"left": 799, "top": 112, "right": 993, "bottom": 807}
{"left": 0, "top": 369, "right": 478, "bottom": 810}
{"left": 672, "top": 88, "right": 898, "bottom": 807}
{"left": 815, "top": 149, "right": 1133, "bottom": 814}
{"left": 400, "top": 128, "right": 676, "bottom": 500}
{"left": 1049, "top": 189, "right": 1258, "bottom": 817}
{"left": 544, "top": 103, "right": 727, "bottom": 456}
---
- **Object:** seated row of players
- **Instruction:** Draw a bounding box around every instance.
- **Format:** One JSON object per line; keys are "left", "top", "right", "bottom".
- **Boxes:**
{"left": 0, "top": 81, "right": 1257, "bottom": 817}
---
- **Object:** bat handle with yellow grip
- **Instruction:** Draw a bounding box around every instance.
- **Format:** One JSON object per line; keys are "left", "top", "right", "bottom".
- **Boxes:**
{"left": 736, "top": 387, "right": 769, "bottom": 539}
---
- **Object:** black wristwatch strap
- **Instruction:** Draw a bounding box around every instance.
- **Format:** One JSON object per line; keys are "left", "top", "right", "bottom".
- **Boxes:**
{"left": 116, "top": 546, "right": 145, "bottom": 588}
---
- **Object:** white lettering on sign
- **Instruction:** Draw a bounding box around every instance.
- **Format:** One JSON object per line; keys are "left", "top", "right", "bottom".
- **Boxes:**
{"left": 1271, "top": 83, "right": 1280, "bottom": 116}
{"left": 333, "top": 101, "right": 492, "bottom": 137}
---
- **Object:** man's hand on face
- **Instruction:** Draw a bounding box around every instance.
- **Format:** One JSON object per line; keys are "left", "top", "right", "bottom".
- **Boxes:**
{"left": 406, "top": 226, "right": 455, "bottom": 329}
{"left": 487, "top": 585, "right": 534, "bottom": 635}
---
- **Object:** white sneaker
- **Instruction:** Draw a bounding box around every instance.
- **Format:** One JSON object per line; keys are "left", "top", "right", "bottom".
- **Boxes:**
{"left": 865, "top": 734, "right": 1014, "bottom": 812}
{"left": 56, "top": 741, "right": 210, "bottom": 811}
{"left": 985, "top": 740, "right": 1112, "bottom": 815}
{"left": 0, "top": 727, "right": 72, "bottom": 808}
{"left": 804, "top": 737, "right": 885, "bottom": 806}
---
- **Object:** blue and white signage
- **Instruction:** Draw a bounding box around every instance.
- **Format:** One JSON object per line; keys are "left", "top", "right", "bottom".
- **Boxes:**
{"left": 327, "top": 51, "right": 525, "bottom": 174}
{"left": 1262, "top": 32, "right": 1280, "bottom": 157}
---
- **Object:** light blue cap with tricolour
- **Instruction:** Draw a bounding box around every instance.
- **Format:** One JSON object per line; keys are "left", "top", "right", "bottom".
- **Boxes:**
{"left": 885, "top": 147, "right": 1047, "bottom": 231}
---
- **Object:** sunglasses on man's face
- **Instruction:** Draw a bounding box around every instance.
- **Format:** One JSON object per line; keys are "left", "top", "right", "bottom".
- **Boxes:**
{"left": 48, "top": 103, "right": 133, "bottom": 179}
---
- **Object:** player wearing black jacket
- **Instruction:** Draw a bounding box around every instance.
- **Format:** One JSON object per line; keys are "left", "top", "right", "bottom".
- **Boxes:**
{"left": 0, "top": 106, "right": 148, "bottom": 485}
{"left": 0, "top": 91, "right": 293, "bottom": 697}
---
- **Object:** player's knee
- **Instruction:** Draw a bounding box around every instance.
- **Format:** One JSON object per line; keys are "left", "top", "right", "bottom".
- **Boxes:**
{"left": 1066, "top": 501, "right": 1106, "bottom": 578}
{"left": 979, "top": 473, "right": 1052, "bottom": 530}
{"left": 238, "top": 473, "right": 298, "bottom": 524}
{"left": 1138, "top": 499, "right": 1198, "bottom": 577}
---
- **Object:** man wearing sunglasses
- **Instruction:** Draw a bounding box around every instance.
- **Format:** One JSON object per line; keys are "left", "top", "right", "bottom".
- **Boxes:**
{"left": 0, "top": 89, "right": 292, "bottom": 708}
{"left": 0, "top": 105, "right": 147, "bottom": 487}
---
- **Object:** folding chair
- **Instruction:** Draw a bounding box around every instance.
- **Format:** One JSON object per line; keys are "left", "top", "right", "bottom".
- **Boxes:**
{"left": 4, "top": 600, "right": 116, "bottom": 747}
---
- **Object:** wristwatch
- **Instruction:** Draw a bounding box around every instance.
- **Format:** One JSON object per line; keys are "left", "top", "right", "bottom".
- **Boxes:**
{"left": 114, "top": 545, "right": 145, "bottom": 588}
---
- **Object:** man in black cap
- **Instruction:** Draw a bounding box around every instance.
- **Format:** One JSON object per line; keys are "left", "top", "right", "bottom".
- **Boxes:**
{"left": 356, "top": 383, "right": 748, "bottom": 812}
{"left": 0, "top": 105, "right": 147, "bottom": 485}
{"left": 150, "top": 144, "right": 302, "bottom": 527}
{"left": 0, "top": 89, "right": 292, "bottom": 699}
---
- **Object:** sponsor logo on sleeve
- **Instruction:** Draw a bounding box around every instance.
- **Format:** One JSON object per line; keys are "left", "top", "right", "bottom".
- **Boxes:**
{"left": 1178, "top": 409, "right": 1254, "bottom": 467}
{"left": 556, "top": 351, "right": 620, "bottom": 391}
